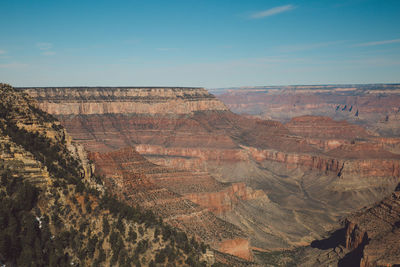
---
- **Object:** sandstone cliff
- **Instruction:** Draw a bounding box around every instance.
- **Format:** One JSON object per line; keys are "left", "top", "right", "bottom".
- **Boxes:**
{"left": 19, "top": 87, "right": 228, "bottom": 115}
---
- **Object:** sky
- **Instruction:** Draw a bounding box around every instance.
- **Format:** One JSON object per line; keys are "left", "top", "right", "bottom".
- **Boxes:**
{"left": 0, "top": 0, "right": 400, "bottom": 88}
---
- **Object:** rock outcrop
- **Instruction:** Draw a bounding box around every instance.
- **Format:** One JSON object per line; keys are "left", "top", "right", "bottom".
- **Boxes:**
{"left": 299, "top": 184, "right": 400, "bottom": 267}
{"left": 342, "top": 186, "right": 400, "bottom": 266}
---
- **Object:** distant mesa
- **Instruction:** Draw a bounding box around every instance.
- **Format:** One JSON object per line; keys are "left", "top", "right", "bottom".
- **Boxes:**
{"left": 216, "top": 83, "right": 400, "bottom": 137}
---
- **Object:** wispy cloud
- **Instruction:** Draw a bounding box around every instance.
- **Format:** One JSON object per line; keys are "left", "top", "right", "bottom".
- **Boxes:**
{"left": 278, "top": 41, "right": 345, "bottom": 52}
{"left": 36, "top": 42, "right": 53, "bottom": 50}
{"left": 354, "top": 38, "right": 400, "bottom": 47}
{"left": 36, "top": 42, "right": 56, "bottom": 56}
{"left": 250, "top": 5, "right": 295, "bottom": 19}
{"left": 0, "top": 62, "right": 28, "bottom": 69}
{"left": 342, "top": 55, "right": 400, "bottom": 67}
{"left": 0, "top": 49, "right": 6, "bottom": 55}
{"left": 156, "top": 48, "right": 177, "bottom": 51}
{"left": 41, "top": 51, "right": 56, "bottom": 56}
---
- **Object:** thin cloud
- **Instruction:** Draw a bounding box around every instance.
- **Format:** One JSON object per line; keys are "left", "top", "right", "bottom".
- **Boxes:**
{"left": 279, "top": 41, "right": 345, "bottom": 52}
{"left": 250, "top": 5, "right": 295, "bottom": 19}
{"left": 41, "top": 51, "right": 56, "bottom": 56}
{"left": 0, "top": 62, "right": 28, "bottom": 69}
{"left": 354, "top": 38, "right": 400, "bottom": 47}
{"left": 156, "top": 48, "right": 177, "bottom": 51}
{"left": 36, "top": 42, "right": 56, "bottom": 56}
{"left": 0, "top": 49, "right": 6, "bottom": 55}
{"left": 36, "top": 42, "right": 53, "bottom": 50}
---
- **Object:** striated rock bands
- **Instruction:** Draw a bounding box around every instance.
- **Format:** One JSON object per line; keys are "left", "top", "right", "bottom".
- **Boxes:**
{"left": 286, "top": 115, "right": 372, "bottom": 140}
{"left": 18, "top": 87, "right": 228, "bottom": 115}
{"left": 21, "top": 86, "right": 400, "bottom": 259}
{"left": 216, "top": 84, "right": 400, "bottom": 137}
{"left": 88, "top": 147, "right": 254, "bottom": 260}
{"left": 0, "top": 84, "right": 213, "bottom": 266}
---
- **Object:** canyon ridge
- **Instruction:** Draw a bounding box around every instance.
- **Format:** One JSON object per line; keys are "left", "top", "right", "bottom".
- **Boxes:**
{"left": 18, "top": 85, "right": 400, "bottom": 266}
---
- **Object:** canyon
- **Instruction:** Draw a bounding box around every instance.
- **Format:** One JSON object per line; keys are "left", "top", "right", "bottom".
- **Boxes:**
{"left": 0, "top": 84, "right": 212, "bottom": 266}
{"left": 19, "top": 86, "right": 400, "bottom": 265}
{"left": 215, "top": 84, "right": 400, "bottom": 137}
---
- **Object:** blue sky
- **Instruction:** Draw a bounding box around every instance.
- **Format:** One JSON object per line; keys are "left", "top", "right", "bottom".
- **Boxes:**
{"left": 0, "top": 0, "right": 400, "bottom": 88}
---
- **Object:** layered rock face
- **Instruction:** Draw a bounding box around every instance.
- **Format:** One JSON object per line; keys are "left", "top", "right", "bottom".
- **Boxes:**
{"left": 21, "top": 86, "right": 400, "bottom": 261}
{"left": 88, "top": 147, "right": 254, "bottom": 261}
{"left": 0, "top": 84, "right": 214, "bottom": 266}
{"left": 18, "top": 87, "right": 258, "bottom": 260}
{"left": 216, "top": 84, "right": 400, "bottom": 137}
{"left": 21, "top": 87, "right": 228, "bottom": 115}
{"left": 286, "top": 115, "right": 372, "bottom": 143}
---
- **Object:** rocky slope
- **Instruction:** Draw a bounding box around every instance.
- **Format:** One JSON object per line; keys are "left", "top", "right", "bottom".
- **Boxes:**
{"left": 0, "top": 84, "right": 212, "bottom": 266}
{"left": 342, "top": 184, "right": 400, "bottom": 266}
{"left": 20, "top": 86, "right": 400, "bottom": 260}
{"left": 296, "top": 183, "right": 400, "bottom": 267}
{"left": 88, "top": 147, "right": 254, "bottom": 261}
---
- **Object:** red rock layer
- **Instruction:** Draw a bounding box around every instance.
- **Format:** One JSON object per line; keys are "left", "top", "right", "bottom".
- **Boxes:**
{"left": 184, "top": 183, "right": 267, "bottom": 214}
{"left": 247, "top": 146, "right": 400, "bottom": 178}
{"left": 286, "top": 115, "right": 372, "bottom": 140}
{"left": 218, "top": 238, "right": 254, "bottom": 261}
{"left": 20, "top": 87, "right": 400, "bottom": 252}
{"left": 216, "top": 85, "right": 400, "bottom": 127}
{"left": 88, "top": 147, "right": 254, "bottom": 260}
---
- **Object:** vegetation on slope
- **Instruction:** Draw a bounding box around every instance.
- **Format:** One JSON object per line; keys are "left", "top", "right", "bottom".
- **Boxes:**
{"left": 0, "top": 83, "right": 211, "bottom": 266}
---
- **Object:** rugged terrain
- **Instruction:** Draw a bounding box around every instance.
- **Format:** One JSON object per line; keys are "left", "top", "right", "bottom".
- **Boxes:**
{"left": 295, "top": 183, "right": 400, "bottom": 266}
{"left": 18, "top": 86, "right": 400, "bottom": 266}
{"left": 0, "top": 84, "right": 212, "bottom": 266}
{"left": 215, "top": 84, "right": 400, "bottom": 137}
{"left": 342, "top": 184, "right": 400, "bottom": 267}
{"left": 88, "top": 147, "right": 255, "bottom": 262}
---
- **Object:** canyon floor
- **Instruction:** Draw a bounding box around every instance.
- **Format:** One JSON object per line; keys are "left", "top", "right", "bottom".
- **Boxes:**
{"left": 19, "top": 85, "right": 400, "bottom": 266}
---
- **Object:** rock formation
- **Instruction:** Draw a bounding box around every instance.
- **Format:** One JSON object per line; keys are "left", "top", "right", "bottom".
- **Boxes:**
{"left": 342, "top": 185, "right": 400, "bottom": 266}
{"left": 0, "top": 84, "right": 211, "bottom": 266}
{"left": 21, "top": 87, "right": 228, "bottom": 115}
{"left": 20, "top": 86, "right": 400, "bottom": 264}
{"left": 215, "top": 84, "right": 400, "bottom": 137}
{"left": 88, "top": 147, "right": 254, "bottom": 261}
{"left": 297, "top": 184, "right": 400, "bottom": 266}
